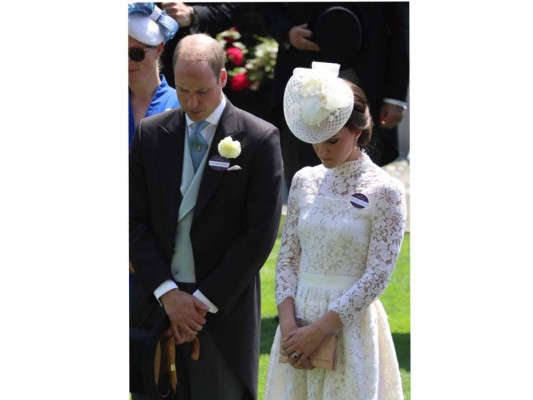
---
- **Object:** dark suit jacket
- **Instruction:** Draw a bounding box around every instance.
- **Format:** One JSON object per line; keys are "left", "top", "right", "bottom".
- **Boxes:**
{"left": 129, "top": 99, "right": 283, "bottom": 399}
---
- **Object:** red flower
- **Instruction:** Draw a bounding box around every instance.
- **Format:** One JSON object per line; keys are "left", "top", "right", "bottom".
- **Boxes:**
{"left": 226, "top": 47, "right": 244, "bottom": 66}
{"left": 230, "top": 73, "right": 250, "bottom": 91}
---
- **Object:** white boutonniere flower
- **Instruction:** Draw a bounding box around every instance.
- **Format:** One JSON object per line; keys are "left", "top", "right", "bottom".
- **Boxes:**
{"left": 218, "top": 136, "right": 241, "bottom": 159}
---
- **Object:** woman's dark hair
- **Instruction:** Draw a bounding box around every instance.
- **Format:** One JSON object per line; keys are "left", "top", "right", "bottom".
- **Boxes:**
{"left": 343, "top": 80, "right": 373, "bottom": 146}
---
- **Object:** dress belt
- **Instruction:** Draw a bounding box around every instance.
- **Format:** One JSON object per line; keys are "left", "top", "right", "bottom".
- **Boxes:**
{"left": 299, "top": 272, "right": 359, "bottom": 290}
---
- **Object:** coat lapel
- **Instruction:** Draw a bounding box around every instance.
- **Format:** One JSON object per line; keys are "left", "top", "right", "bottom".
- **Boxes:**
{"left": 193, "top": 101, "right": 244, "bottom": 223}
{"left": 156, "top": 109, "right": 186, "bottom": 234}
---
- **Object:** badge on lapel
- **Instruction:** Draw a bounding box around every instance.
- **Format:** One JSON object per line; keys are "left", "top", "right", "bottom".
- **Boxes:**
{"left": 208, "top": 155, "right": 231, "bottom": 171}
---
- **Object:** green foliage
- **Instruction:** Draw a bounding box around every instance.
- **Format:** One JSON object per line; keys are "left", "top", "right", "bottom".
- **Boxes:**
{"left": 259, "top": 233, "right": 411, "bottom": 400}
{"left": 260, "top": 239, "right": 280, "bottom": 318}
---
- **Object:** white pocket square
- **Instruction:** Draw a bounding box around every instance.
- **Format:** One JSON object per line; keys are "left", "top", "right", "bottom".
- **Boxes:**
{"left": 227, "top": 165, "right": 242, "bottom": 171}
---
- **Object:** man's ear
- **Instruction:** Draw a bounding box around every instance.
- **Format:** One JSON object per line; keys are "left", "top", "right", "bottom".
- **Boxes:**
{"left": 219, "top": 68, "right": 228, "bottom": 88}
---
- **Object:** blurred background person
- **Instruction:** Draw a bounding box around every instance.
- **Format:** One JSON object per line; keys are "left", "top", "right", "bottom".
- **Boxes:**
{"left": 129, "top": 2, "right": 180, "bottom": 150}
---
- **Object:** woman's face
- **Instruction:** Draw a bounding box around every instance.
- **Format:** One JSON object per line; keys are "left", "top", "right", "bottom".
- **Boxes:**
{"left": 128, "top": 36, "right": 162, "bottom": 82}
{"left": 312, "top": 127, "right": 360, "bottom": 169}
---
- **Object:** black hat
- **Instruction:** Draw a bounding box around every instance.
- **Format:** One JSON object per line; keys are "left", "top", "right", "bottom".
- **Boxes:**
{"left": 313, "top": 6, "right": 363, "bottom": 65}
{"left": 130, "top": 310, "right": 173, "bottom": 399}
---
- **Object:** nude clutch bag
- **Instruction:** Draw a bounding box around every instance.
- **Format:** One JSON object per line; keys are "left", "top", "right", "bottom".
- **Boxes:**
{"left": 279, "top": 333, "right": 339, "bottom": 370}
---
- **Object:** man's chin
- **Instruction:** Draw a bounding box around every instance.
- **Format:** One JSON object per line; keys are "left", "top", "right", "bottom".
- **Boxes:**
{"left": 186, "top": 110, "right": 205, "bottom": 121}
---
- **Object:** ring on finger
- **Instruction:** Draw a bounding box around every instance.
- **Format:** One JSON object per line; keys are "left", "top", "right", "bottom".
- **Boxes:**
{"left": 290, "top": 351, "right": 301, "bottom": 361}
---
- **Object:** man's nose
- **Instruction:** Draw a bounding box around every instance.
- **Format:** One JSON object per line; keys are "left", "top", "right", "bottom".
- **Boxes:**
{"left": 186, "top": 94, "right": 198, "bottom": 108}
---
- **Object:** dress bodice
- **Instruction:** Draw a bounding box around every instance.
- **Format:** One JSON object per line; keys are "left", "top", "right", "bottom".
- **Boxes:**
{"left": 275, "top": 153, "right": 407, "bottom": 325}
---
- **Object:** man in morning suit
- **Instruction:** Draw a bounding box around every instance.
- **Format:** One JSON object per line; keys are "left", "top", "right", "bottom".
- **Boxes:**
{"left": 129, "top": 33, "right": 283, "bottom": 400}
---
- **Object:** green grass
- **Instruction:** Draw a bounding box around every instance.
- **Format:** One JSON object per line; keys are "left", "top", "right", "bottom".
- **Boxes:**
{"left": 258, "top": 232, "right": 411, "bottom": 400}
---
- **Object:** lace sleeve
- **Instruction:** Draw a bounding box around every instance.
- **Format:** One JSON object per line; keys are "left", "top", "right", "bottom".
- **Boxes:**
{"left": 329, "top": 178, "right": 407, "bottom": 326}
{"left": 275, "top": 171, "right": 303, "bottom": 306}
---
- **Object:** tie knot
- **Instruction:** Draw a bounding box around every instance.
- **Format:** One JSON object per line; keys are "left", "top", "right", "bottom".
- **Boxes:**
{"left": 191, "top": 121, "right": 209, "bottom": 135}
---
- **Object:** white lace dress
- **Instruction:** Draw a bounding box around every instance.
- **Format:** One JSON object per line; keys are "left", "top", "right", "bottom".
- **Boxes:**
{"left": 264, "top": 154, "right": 406, "bottom": 400}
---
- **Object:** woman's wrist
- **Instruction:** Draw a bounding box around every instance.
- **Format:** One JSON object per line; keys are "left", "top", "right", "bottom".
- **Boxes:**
{"left": 279, "top": 318, "right": 298, "bottom": 336}
{"left": 313, "top": 311, "right": 343, "bottom": 335}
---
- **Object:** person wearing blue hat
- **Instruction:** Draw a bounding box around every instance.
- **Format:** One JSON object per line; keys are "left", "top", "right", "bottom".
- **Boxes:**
{"left": 129, "top": 3, "right": 180, "bottom": 150}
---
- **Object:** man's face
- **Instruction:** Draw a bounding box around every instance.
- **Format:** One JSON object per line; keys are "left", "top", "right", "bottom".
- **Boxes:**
{"left": 174, "top": 59, "right": 227, "bottom": 121}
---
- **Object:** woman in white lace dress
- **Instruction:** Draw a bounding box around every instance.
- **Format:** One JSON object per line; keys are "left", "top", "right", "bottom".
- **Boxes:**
{"left": 264, "top": 62, "right": 406, "bottom": 400}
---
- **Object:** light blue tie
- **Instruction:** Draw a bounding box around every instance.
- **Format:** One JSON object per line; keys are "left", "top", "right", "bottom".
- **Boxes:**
{"left": 189, "top": 121, "right": 209, "bottom": 172}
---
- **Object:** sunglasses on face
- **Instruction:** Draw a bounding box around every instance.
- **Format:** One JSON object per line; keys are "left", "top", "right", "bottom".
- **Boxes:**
{"left": 128, "top": 46, "right": 155, "bottom": 62}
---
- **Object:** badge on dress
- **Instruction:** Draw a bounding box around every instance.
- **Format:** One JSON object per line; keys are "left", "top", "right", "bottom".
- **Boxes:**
{"left": 208, "top": 155, "right": 230, "bottom": 171}
{"left": 350, "top": 193, "right": 369, "bottom": 209}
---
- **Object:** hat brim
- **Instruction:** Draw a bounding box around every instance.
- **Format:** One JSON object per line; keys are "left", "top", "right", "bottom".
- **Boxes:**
{"left": 130, "top": 310, "right": 171, "bottom": 399}
{"left": 314, "top": 7, "right": 363, "bottom": 65}
{"left": 128, "top": 14, "right": 165, "bottom": 46}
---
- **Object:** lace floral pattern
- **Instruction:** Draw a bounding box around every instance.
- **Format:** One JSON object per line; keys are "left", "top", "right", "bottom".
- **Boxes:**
{"left": 265, "top": 153, "right": 406, "bottom": 400}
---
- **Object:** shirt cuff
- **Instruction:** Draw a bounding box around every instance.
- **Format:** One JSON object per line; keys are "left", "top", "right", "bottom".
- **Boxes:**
{"left": 383, "top": 98, "right": 408, "bottom": 110}
{"left": 154, "top": 279, "right": 179, "bottom": 306}
{"left": 193, "top": 290, "right": 219, "bottom": 313}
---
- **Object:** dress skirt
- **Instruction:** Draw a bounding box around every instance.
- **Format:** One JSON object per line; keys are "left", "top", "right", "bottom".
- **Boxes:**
{"left": 264, "top": 272, "right": 404, "bottom": 400}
